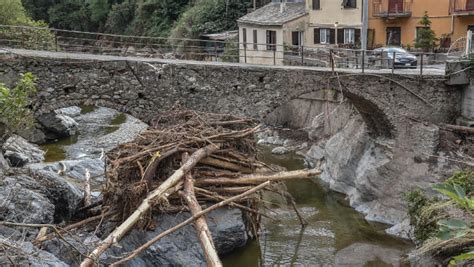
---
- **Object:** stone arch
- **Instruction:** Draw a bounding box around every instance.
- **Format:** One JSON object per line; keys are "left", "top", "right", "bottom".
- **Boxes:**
{"left": 263, "top": 85, "right": 396, "bottom": 139}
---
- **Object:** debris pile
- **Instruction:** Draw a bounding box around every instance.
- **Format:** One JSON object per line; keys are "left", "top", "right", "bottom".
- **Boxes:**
{"left": 24, "top": 109, "right": 320, "bottom": 266}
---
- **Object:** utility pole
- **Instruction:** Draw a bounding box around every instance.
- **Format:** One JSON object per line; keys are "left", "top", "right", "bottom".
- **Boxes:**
{"left": 361, "top": 0, "right": 369, "bottom": 50}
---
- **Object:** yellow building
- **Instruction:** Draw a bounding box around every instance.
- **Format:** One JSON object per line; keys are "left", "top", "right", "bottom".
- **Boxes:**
{"left": 305, "top": 0, "right": 363, "bottom": 47}
{"left": 369, "top": 0, "right": 474, "bottom": 49}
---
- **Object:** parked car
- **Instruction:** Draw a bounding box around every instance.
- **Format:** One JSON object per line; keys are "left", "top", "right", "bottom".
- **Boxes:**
{"left": 371, "top": 47, "right": 418, "bottom": 69}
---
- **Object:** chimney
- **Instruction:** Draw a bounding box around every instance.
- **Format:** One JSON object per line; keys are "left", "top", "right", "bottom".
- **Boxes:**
{"left": 280, "top": 0, "right": 287, "bottom": 13}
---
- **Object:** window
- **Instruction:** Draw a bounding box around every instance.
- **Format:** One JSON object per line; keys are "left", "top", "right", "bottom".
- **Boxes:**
{"left": 342, "top": 0, "right": 356, "bottom": 8}
{"left": 320, "top": 28, "right": 331, "bottom": 44}
{"left": 386, "top": 27, "right": 401, "bottom": 46}
{"left": 253, "top": 30, "right": 258, "bottom": 50}
{"left": 312, "top": 0, "right": 320, "bottom": 10}
{"left": 292, "top": 31, "right": 302, "bottom": 47}
{"left": 266, "top": 30, "right": 277, "bottom": 50}
{"left": 344, "top": 28, "right": 355, "bottom": 44}
{"left": 242, "top": 28, "right": 247, "bottom": 48}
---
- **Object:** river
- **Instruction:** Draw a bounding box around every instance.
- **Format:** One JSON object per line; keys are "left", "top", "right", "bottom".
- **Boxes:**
{"left": 40, "top": 106, "right": 413, "bottom": 266}
{"left": 222, "top": 146, "right": 413, "bottom": 267}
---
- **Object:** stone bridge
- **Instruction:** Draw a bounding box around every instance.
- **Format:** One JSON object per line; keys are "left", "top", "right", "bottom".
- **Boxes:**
{"left": 0, "top": 50, "right": 462, "bottom": 143}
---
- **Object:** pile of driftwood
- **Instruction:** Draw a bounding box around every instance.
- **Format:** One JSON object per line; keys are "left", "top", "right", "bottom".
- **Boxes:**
{"left": 37, "top": 109, "right": 320, "bottom": 266}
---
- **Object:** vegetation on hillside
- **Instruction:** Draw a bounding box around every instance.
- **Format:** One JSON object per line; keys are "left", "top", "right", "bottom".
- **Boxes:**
{"left": 20, "top": 0, "right": 253, "bottom": 39}
{"left": 406, "top": 170, "right": 474, "bottom": 266}
{"left": 0, "top": 0, "right": 55, "bottom": 49}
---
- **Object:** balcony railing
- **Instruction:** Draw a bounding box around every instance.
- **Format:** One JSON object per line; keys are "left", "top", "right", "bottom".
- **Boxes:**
{"left": 372, "top": 0, "right": 412, "bottom": 18}
{"left": 450, "top": 0, "right": 474, "bottom": 15}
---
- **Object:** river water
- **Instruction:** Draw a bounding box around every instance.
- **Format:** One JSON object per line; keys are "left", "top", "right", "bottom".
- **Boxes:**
{"left": 41, "top": 107, "right": 413, "bottom": 266}
{"left": 222, "top": 146, "right": 413, "bottom": 267}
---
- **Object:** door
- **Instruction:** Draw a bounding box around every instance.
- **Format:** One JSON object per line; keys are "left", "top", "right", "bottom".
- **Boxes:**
{"left": 467, "top": 0, "right": 474, "bottom": 11}
{"left": 386, "top": 27, "right": 401, "bottom": 46}
{"left": 388, "top": 0, "right": 403, "bottom": 13}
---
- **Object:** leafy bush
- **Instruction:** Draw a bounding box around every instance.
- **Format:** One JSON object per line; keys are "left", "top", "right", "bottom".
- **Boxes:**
{"left": 221, "top": 39, "right": 239, "bottom": 62}
{"left": 445, "top": 170, "right": 474, "bottom": 195}
{"left": 0, "top": 73, "right": 37, "bottom": 140}
{"left": 404, "top": 189, "right": 438, "bottom": 243}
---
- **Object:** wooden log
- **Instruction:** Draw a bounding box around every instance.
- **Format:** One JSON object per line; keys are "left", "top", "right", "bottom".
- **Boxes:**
{"left": 110, "top": 181, "right": 271, "bottom": 266}
{"left": 181, "top": 153, "right": 222, "bottom": 267}
{"left": 196, "top": 169, "right": 321, "bottom": 186}
{"left": 441, "top": 123, "right": 474, "bottom": 135}
{"left": 199, "top": 157, "right": 252, "bottom": 173}
{"left": 83, "top": 169, "right": 92, "bottom": 207}
{"left": 80, "top": 144, "right": 221, "bottom": 267}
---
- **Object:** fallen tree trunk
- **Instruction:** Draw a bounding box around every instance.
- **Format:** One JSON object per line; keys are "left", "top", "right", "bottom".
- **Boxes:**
{"left": 441, "top": 123, "right": 474, "bottom": 135}
{"left": 110, "top": 181, "right": 271, "bottom": 266}
{"left": 196, "top": 169, "right": 321, "bottom": 186}
{"left": 80, "top": 144, "right": 221, "bottom": 267}
{"left": 181, "top": 153, "right": 222, "bottom": 267}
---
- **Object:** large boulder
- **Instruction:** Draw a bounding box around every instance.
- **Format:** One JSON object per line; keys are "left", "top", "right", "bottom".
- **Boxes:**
{"left": 28, "top": 169, "right": 84, "bottom": 222}
{"left": 0, "top": 151, "right": 9, "bottom": 174}
{"left": 0, "top": 175, "right": 55, "bottom": 224}
{"left": 2, "top": 135, "right": 45, "bottom": 167}
{"left": 0, "top": 237, "right": 69, "bottom": 267}
{"left": 30, "top": 158, "right": 105, "bottom": 184}
{"left": 38, "top": 112, "right": 78, "bottom": 138}
{"left": 46, "top": 208, "right": 248, "bottom": 266}
{"left": 109, "top": 207, "right": 248, "bottom": 266}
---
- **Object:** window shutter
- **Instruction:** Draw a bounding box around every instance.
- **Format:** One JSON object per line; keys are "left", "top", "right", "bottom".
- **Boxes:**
{"left": 314, "top": 28, "right": 320, "bottom": 44}
{"left": 338, "top": 29, "right": 344, "bottom": 44}
{"left": 330, "top": 29, "right": 336, "bottom": 44}
{"left": 355, "top": 29, "right": 361, "bottom": 45}
{"left": 313, "top": 0, "right": 320, "bottom": 10}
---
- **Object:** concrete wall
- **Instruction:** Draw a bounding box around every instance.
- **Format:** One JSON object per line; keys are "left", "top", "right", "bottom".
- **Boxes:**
{"left": 463, "top": 81, "right": 474, "bottom": 120}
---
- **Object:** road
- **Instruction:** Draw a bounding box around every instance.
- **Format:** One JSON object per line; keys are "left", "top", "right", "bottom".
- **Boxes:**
{"left": 0, "top": 48, "right": 446, "bottom": 77}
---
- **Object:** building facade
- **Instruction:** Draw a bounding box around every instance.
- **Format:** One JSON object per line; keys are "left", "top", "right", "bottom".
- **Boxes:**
{"left": 368, "top": 0, "right": 474, "bottom": 49}
{"left": 237, "top": 2, "right": 307, "bottom": 65}
{"left": 305, "top": 0, "right": 364, "bottom": 47}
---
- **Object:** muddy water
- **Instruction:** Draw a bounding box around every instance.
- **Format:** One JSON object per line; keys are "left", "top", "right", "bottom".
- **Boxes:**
{"left": 222, "top": 146, "right": 413, "bottom": 266}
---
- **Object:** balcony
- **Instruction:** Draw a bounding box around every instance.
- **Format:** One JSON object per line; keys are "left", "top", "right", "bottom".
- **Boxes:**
{"left": 450, "top": 0, "right": 474, "bottom": 15}
{"left": 372, "top": 0, "right": 412, "bottom": 19}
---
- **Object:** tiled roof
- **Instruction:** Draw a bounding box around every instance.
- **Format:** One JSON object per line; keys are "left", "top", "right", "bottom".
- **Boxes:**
{"left": 238, "top": 3, "right": 307, "bottom": 26}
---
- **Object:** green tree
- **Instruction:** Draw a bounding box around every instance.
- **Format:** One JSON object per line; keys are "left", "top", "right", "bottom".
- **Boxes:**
{"left": 415, "top": 11, "right": 438, "bottom": 51}
{"left": 0, "top": 73, "right": 37, "bottom": 141}
{"left": 170, "top": 0, "right": 250, "bottom": 40}
{"left": 104, "top": 0, "right": 136, "bottom": 34}
{"left": 47, "top": 0, "right": 94, "bottom": 31}
{"left": 0, "top": 0, "right": 55, "bottom": 50}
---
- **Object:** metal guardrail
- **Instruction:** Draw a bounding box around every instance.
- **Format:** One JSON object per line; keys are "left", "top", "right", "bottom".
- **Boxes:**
{"left": 0, "top": 24, "right": 450, "bottom": 76}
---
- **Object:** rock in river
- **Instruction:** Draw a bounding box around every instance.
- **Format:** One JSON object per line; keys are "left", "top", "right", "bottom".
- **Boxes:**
{"left": 272, "top": 146, "right": 289, "bottom": 155}
{"left": 38, "top": 112, "right": 78, "bottom": 138}
{"left": 2, "top": 135, "right": 45, "bottom": 167}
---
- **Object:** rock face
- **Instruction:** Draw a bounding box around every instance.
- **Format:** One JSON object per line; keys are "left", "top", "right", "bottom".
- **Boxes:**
{"left": 0, "top": 175, "right": 55, "bottom": 224}
{"left": 334, "top": 243, "right": 405, "bottom": 267}
{"left": 38, "top": 112, "right": 78, "bottom": 138}
{"left": 0, "top": 238, "right": 69, "bottom": 267}
{"left": 44, "top": 208, "right": 248, "bottom": 266}
{"left": 110, "top": 208, "right": 248, "bottom": 266}
{"left": 2, "top": 135, "right": 45, "bottom": 167}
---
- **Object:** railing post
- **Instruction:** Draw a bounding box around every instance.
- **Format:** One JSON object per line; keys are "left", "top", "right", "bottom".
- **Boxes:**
{"left": 392, "top": 51, "right": 396, "bottom": 74}
{"left": 330, "top": 49, "right": 334, "bottom": 72}
{"left": 356, "top": 50, "right": 359, "bottom": 69}
{"left": 420, "top": 52, "right": 424, "bottom": 78}
{"left": 54, "top": 29, "right": 58, "bottom": 52}
{"left": 244, "top": 42, "right": 247, "bottom": 63}
{"left": 301, "top": 45, "right": 304, "bottom": 65}
{"left": 361, "top": 50, "right": 365, "bottom": 73}
{"left": 214, "top": 41, "right": 218, "bottom": 61}
{"left": 273, "top": 47, "right": 276, "bottom": 65}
